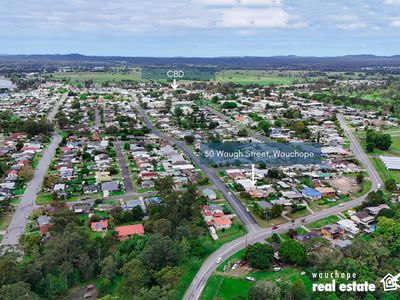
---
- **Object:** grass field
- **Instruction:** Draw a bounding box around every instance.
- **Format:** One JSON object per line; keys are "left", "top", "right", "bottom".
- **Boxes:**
{"left": 48, "top": 69, "right": 141, "bottom": 83}
{"left": 215, "top": 70, "right": 309, "bottom": 85}
{"left": 307, "top": 215, "right": 341, "bottom": 229}
{"left": 201, "top": 266, "right": 311, "bottom": 300}
{"left": 0, "top": 213, "right": 12, "bottom": 230}
{"left": 354, "top": 130, "right": 400, "bottom": 185}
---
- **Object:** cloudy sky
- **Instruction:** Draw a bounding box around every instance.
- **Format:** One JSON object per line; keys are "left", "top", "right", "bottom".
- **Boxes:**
{"left": 2, "top": 0, "right": 400, "bottom": 56}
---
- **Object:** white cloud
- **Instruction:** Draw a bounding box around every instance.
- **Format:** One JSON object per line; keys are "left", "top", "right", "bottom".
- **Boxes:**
{"left": 337, "top": 22, "right": 367, "bottom": 29}
{"left": 391, "top": 19, "right": 400, "bottom": 26}
{"left": 328, "top": 14, "right": 367, "bottom": 30}
{"left": 384, "top": 0, "right": 400, "bottom": 4}
{"left": 216, "top": 7, "right": 291, "bottom": 28}
{"left": 194, "top": 0, "right": 281, "bottom": 5}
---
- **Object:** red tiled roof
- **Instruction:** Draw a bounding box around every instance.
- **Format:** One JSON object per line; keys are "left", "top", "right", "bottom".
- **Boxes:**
{"left": 116, "top": 224, "right": 144, "bottom": 237}
{"left": 213, "top": 217, "right": 232, "bottom": 226}
{"left": 91, "top": 220, "right": 108, "bottom": 231}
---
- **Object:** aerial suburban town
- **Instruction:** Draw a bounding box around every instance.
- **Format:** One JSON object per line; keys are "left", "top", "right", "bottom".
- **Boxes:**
{"left": 2, "top": 1, "right": 400, "bottom": 300}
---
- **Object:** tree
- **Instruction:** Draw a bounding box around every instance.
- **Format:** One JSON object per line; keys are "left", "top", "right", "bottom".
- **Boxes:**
{"left": 305, "top": 236, "right": 342, "bottom": 270}
{"left": 138, "top": 234, "right": 178, "bottom": 271}
{"left": 99, "top": 256, "right": 118, "bottom": 280}
{"left": 258, "top": 120, "right": 271, "bottom": 135}
{"left": 248, "top": 281, "right": 281, "bottom": 300}
{"left": 221, "top": 101, "right": 237, "bottom": 109}
{"left": 97, "top": 278, "right": 112, "bottom": 297}
{"left": 135, "top": 286, "right": 175, "bottom": 300}
{"left": 366, "top": 142, "right": 375, "bottom": 152}
{"left": 375, "top": 217, "right": 400, "bottom": 254}
{"left": 0, "top": 255, "right": 20, "bottom": 287}
{"left": 237, "top": 128, "right": 248, "bottom": 137}
{"left": 155, "top": 176, "right": 174, "bottom": 196}
{"left": 271, "top": 233, "right": 281, "bottom": 244}
{"left": 243, "top": 243, "right": 274, "bottom": 269}
{"left": 279, "top": 239, "right": 306, "bottom": 265}
{"left": 152, "top": 219, "right": 173, "bottom": 237}
{"left": 120, "top": 259, "right": 150, "bottom": 296}
{"left": 43, "top": 273, "right": 68, "bottom": 299}
{"left": 155, "top": 266, "right": 182, "bottom": 289}
{"left": 0, "top": 282, "right": 38, "bottom": 300}
{"left": 18, "top": 165, "right": 34, "bottom": 182}
{"left": 290, "top": 279, "right": 305, "bottom": 300}
{"left": 268, "top": 204, "right": 283, "bottom": 219}
{"left": 184, "top": 135, "right": 195, "bottom": 144}
{"left": 356, "top": 172, "right": 364, "bottom": 184}
{"left": 385, "top": 178, "right": 396, "bottom": 192}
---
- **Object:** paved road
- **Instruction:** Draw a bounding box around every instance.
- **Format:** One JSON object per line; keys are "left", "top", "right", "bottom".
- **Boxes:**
{"left": 1, "top": 134, "right": 62, "bottom": 245}
{"left": 1, "top": 93, "right": 67, "bottom": 245}
{"left": 337, "top": 113, "right": 383, "bottom": 189}
{"left": 94, "top": 107, "right": 100, "bottom": 131}
{"left": 132, "top": 99, "right": 260, "bottom": 233}
{"left": 184, "top": 113, "right": 383, "bottom": 300}
{"left": 115, "top": 141, "right": 134, "bottom": 194}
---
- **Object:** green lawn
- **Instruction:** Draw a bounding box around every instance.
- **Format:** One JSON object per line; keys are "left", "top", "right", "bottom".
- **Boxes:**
{"left": 48, "top": 70, "right": 141, "bottom": 83}
{"left": 372, "top": 157, "right": 400, "bottom": 183}
{"left": 308, "top": 196, "right": 350, "bottom": 212}
{"left": 353, "top": 179, "right": 372, "bottom": 197}
{"left": 0, "top": 213, "right": 12, "bottom": 230}
{"left": 215, "top": 70, "right": 311, "bottom": 85}
{"left": 216, "top": 277, "right": 251, "bottom": 299}
{"left": 36, "top": 193, "right": 53, "bottom": 205}
{"left": 253, "top": 215, "right": 288, "bottom": 228}
{"left": 307, "top": 215, "right": 341, "bottom": 229}
{"left": 287, "top": 208, "right": 310, "bottom": 219}
{"left": 202, "top": 265, "right": 312, "bottom": 300}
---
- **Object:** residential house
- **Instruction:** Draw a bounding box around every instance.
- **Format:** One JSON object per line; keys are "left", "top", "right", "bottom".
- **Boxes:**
{"left": 91, "top": 220, "right": 108, "bottom": 232}
{"left": 315, "top": 187, "right": 336, "bottom": 198}
{"left": 122, "top": 199, "right": 146, "bottom": 212}
{"left": 301, "top": 187, "right": 322, "bottom": 200}
{"left": 321, "top": 224, "right": 344, "bottom": 239}
{"left": 202, "top": 188, "right": 217, "bottom": 200}
{"left": 294, "top": 232, "right": 320, "bottom": 244}
{"left": 116, "top": 224, "right": 145, "bottom": 241}
{"left": 101, "top": 181, "right": 120, "bottom": 193}
{"left": 350, "top": 211, "right": 374, "bottom": 226}
{"left": 365, "top": 204, "right": 390, "bottom": 216}
{"left": 37, "top": 215, "right": 51, "bottom": 236}
{"left": 213, "top": 217, "right": 232, "bottom": 230}
{"left": 337, "top": 219, "right": 360, "bottom": 235}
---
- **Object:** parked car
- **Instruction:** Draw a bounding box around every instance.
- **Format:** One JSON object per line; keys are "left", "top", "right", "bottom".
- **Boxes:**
{"left": 232, "top": 263, "right": 238, "bottom": 270}
{"left": 272, "top": 225, "right": 278, "bottom": 230}
{"left": 216, "top": 257, "right": 222, "bottom": 264}
{"left": 246, "top": 276, "right": 256, "bottom": 282}
{"left": 273, "top": 267, "right": 281, "bottom": 272}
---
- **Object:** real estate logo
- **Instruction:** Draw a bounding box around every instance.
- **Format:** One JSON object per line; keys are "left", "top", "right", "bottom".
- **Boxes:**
{"left": 311, "top": 271, "right": 400, "bottom": 293}
{"left": 380, "top": 273, "right": 400, "bottom": 291}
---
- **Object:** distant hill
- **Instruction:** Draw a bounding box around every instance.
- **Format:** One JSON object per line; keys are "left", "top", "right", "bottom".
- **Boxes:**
{"left": 1, "top": 54, "right": 400, "bottom": 71}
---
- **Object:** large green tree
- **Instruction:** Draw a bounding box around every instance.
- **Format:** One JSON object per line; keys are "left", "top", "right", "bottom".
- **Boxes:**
{"left": 279, "top": 239, "right": 306, "bottom": 265}
{"left": 243, "top": 243, "right": 274, "bottom": 269}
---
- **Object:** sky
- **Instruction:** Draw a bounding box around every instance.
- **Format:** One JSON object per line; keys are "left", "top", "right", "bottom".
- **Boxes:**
{"left": 2, "top": 0, "right": 400, "bottom": 57}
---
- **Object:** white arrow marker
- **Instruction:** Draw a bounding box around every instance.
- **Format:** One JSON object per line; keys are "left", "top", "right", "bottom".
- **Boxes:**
{"left": 171, "top": 79, "right": 178, "bottom": 90}
{"left": 251, "top": 164, "right": 256, "bottom": 185}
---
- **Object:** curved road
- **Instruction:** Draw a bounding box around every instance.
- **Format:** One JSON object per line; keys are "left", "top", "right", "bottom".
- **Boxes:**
{"left": 183, "top": 113, "right": 383, "bottom": 300}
